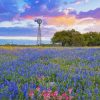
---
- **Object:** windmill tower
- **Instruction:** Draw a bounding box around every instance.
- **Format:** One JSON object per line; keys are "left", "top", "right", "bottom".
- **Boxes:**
{"left": 35, "top": 18, "right": 42, "bottom": 45}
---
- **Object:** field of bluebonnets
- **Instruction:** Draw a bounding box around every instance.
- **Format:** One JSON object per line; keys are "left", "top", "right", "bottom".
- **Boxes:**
{"left": 0, "top": 47, "right": 100, "bottom": 100}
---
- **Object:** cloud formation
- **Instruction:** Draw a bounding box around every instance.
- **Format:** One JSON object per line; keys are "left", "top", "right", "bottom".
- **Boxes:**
{"left": 77, "top": 8, "right": 100, "bottom": 19}
{"left": 0, "top": 0, "right": 18, "bottom": 21}
{"left": 0, "top": 0, "right": 100, "bottom": 38}
{"left": 21, "top": 0, "right": 64, "bottom": 17}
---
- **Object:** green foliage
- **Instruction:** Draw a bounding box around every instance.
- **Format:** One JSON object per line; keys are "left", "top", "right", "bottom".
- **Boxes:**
{"left": 83, "top": 32, "right": 100, "bottom": 46}
{"left": 52, "top": 29, "right": 100, "bottom": 46}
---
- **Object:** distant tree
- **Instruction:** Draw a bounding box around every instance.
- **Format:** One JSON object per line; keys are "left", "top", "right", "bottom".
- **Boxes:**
{"left": 71, "top": 31, "right": 86, "bottom": 46}
{"left": 52, "top": 30, "right": 71, "bottom": 46}
{"left": 52, "top": 29, "right": 86, "bottom": 46}
{"left": 52, "top": 30, "right": 100, "bottom": 46}
{"left": 83, "top": 32, "right": 100, "bottom": 46}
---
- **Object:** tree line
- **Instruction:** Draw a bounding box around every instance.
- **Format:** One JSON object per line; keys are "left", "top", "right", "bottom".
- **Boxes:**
{"left": 52, "top": 29, "right": 100, "bottom": 46}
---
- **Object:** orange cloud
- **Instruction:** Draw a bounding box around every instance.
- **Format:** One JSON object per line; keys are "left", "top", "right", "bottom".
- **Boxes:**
{"left": 24, "top": 15, "right": 34, "bottom": 19}
{"left": 47, "top": 16, "right": 76, "bottom": 26}
{"left": 96, "top": 19, "right": 100, "bottom": 25}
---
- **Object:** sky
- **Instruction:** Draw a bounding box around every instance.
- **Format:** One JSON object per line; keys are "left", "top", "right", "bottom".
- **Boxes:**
{"left": 0, "top": 0, "right": 100, "bottom": 40}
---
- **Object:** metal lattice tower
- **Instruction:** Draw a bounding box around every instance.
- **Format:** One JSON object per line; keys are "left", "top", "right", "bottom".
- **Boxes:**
{"left": 35, "top": 19, "right": 42, "bottom": 45}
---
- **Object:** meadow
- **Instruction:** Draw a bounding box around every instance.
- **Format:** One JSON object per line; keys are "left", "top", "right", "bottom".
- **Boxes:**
{"left": 0, "top": 46, "right": 100, "bottom": 100}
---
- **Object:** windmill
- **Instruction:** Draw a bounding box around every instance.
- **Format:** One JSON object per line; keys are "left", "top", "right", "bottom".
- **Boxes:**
{"left": 35, "top": 18, "right": 42, "bottom": 45}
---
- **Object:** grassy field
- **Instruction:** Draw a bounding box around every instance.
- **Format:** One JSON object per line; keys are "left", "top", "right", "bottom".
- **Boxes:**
{"left": 0, "top": 46, "right": 100, "bottom": 100}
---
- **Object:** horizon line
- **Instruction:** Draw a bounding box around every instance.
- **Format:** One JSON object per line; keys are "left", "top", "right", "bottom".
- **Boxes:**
{"left": 0, "top": 36, "right": 51, "bottom": 41}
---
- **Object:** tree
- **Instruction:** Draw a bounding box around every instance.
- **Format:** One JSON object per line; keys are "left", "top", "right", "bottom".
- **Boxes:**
{"left": 52, "top": 29, "right": 85, "bottom": 46}
{"left": 52, "top": 30, "right": 100, "bottom": 46}
{"left": 52, "top": 31, "right": 71, "bottom": 46}
{"left": 71, "top": 32, "right": 86, "bottom": 46}
{"left": 83, "top": 32, "right": 100, "bottom": 46}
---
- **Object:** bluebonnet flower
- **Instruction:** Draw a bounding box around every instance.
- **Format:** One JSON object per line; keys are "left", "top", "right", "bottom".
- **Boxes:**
{"left": 21, "top": 83, "right": 29, "bottom": 97}
{"left": 94, "top": 87, "right": 99, "bottom": 94}
{"left": 0, "top": 48, "right": 100, "bottom": 99}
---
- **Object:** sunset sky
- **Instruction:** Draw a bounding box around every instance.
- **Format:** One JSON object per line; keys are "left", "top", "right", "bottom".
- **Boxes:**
{"left": 0, "top": 0, "right": 100, "bottom": 40}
